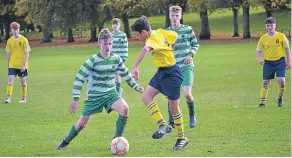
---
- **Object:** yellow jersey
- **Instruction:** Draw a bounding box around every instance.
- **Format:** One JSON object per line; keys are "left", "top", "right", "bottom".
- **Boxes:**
{"left": 146, "top": 29, "right": 177, "bottom": 68}
{"left": 6, "top": 35, "right": 31, "bottom": 69}
{"left": 257, "top": 32, "right": 289, "bottom": 61}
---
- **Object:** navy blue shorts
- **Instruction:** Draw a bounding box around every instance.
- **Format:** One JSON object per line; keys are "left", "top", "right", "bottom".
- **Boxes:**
{"left": 149, "top": 64, "right": 183, "bottom": 100}
{"left": 8, "top": 68, "right": 28, "bottom": 77}
{"left": 263, "top": 57, "right": 286, "bottom": 80}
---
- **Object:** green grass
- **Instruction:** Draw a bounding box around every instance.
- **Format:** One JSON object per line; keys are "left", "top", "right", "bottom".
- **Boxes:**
{"left": 21, "top": 8, "right": 291, "bottom": 40}
{"left": 0, "top": 44, "right": 291, "bottom": 156}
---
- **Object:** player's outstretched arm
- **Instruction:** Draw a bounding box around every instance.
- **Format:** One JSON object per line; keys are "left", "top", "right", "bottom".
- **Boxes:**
{"left": 132, "top": 46, "right": 151, "bottom": 80}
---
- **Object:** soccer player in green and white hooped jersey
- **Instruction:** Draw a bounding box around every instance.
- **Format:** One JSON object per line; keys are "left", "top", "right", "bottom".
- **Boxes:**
{"left": 56, "top": 29, "right": 144, "bottom": 150}
{"left": 165, "top": 6, "right": 200, "bottom": 131}
{"left": 111, "top": 18, "right": 129, "bottom": 94}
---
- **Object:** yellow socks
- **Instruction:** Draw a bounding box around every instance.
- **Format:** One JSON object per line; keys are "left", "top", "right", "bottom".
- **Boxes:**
{"left": 260, "top": 84, "right": 269, "bottom": 104}
{"left": 278, "top": 85, "right": 284, "bottom": 98}
{"left": 173, "top": 112, "right": 184, "bottom": 139}
{"left": 6, "top": 84, "right": 13, "bottom": 98}
{"left": 146, "top": 101, "right": 166, "bottom": 126}
{"left": 21, "top": 86, "right": 27, "bottom": 99}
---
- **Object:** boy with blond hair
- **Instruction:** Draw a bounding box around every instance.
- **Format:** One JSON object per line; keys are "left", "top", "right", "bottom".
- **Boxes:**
{"left": 5, "top": 22, "right": 31, "bottom": 104}
{"left": 56, "top": 29, "right": 143, "bottom": 150}
{"left": 165, "top": 6, "right": 200, "bottom": 131}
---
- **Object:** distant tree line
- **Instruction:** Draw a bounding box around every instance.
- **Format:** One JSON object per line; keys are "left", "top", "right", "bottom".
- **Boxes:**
{"left": 0, "top": 0, "right": 290, "bottom": 43}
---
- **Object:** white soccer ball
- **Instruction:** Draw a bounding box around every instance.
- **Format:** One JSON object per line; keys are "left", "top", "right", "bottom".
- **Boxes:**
{"left": 110, "top": 137, "right": 129, "bottom": 155}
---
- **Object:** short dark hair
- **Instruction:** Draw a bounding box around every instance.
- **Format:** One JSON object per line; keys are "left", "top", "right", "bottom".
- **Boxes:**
{"left": 131, "top": 16, "right": 151, "bottom": 33}
{"left": 265, "top": 17, "right": 276, "bottom": 24}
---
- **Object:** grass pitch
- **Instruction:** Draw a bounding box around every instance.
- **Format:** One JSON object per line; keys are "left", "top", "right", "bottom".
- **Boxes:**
{"left": 0, "top": 43, "right": 290, "bottom": 156}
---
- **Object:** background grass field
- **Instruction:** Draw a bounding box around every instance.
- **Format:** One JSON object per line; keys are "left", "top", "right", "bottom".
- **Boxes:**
{"left": 0, "top": 43, "right": 291, "bottom": 156}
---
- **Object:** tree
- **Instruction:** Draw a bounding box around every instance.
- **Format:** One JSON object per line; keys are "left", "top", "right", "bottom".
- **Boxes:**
{"left": 223, "top": 0, "right": 243, "bottom": 37}
{"left": 53, "top": 0, "right": 86, "bottom": 42}
{"left": 262, "top": 0, "right": 273, "bottom": 17}
{"left": 105, "top": 0, "right": 155, "bottom": 38}
{"left": 241, "top": 0, "right": 260, "bottom": 39}
{"left": 0, "top": 0, "right": 16, "bottom": 40}
{"left": 188, "top": 0, "right": 212, "bottom": 40}
{"left": 17, "top": 0, "right": 54, "bottom": 42}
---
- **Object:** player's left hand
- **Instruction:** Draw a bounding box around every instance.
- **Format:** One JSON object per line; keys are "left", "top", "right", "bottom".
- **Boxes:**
{"left": 136, "top": 86, "right": 144, "bottom": 93}
{"left": 20, "top": 65, "right": 26, "bottom": 72}
{"left": 69, "top": 100, "right": 79, "bottom": 114}
{"left": 184, "top": 56, "right": 193, "bottom": 65}
{"left": 286, "top": 62, "right": 291, "bottom": 70}
{"left": 132, "top": 67, "right": 140, "bottom": 81}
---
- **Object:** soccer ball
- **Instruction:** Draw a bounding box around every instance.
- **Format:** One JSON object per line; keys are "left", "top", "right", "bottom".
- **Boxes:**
{"left": 110, "top": 137, "right": 129, "bottom": 155}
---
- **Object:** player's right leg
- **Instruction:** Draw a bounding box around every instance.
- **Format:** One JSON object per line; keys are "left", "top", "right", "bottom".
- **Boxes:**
{"left": 19, "top": 74, "right": 28, "bottom": 103}
{"left": 111, "top": 97, "right": 129, "bottom": 138}
{"left": 259, "top": 80, "right": 271, "bottom": 108}
{"left": 57, "top": 115, "right": 91, "bottom": 150}
{"left": 275, "top": 59, "right": 286, "bottom": 107}
{"left": 259, "top": 62, "right": 274, "bottom": 108}
{"left": 169, "top": 99, "right": 188, "bottom": 151}
{"left": 5, "top": 69, "right": 17, "bottom": 103}
{"left": 142, "top": 85, "right": 167, "bottom": 139}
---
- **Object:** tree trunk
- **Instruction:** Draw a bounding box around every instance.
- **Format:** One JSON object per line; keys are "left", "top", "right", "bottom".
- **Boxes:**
{"left": 232, "top": 7, "right": 240, "bottom": 37}
{"left": 265, "top": 9, "right": 272, "bottom": 17}
{"left": 199, "top": 8, "right": 211, "bottom": 40}
{"left": 89, "top": 25, "right": 98, "bottom": 42}
{"left": 0, "top": 23, "right": 4, "bottom": 37}
{"left": 49, "top": 32, "right": 53, "bottom": 38}
{"left": 98, "top": 23, "right": 103, "bottom": 32}
{"left": 37, "top": 25, "right": 42, "bottom": 32}
{"left": 42, "top": 27, "right": 52, "bottom": 42}
{"left": 5, "top": 23, "right": 10, "bottom": 40}
{"left": 23, "top": 23, "right": 27, "bottom": 37}
{"left": 242, "top": 5, "right": 251, "bottom": 39}
{"left": 67, "top": 27, "right": 74, "bottom": 42}
{"left": 165, "top": 8, "right": 170, "bottom": 28}
{"left": 122, "top": 14, "right": 131, "bottom": 38}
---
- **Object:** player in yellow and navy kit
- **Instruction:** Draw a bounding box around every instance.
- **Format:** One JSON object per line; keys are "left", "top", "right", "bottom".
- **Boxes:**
{"left": 4, "top": 22, "right": 31, "bottom": 104}
{"left": 131, "top": 16, "right": 188, "bottom": 151}
{"left": 256, "top": 17, "right": 291, "bottom": 108}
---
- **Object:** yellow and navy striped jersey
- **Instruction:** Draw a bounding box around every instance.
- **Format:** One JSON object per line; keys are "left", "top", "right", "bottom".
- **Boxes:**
{"left": 146, "top": 29, "right": 178, "bottom": 68}
{"left": 257, "top": 32, "right": 289, "bottom": 61}
{"left": 6, "top": 35, "right": 31, "bottom": 69}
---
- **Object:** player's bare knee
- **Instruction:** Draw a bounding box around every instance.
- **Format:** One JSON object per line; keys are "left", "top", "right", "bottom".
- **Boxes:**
{"left": 277, "top": 78, "right": 285, "bottom": 86}
{"left": 75, "top": 121, "right": 87, "bottom": 130}
{"left": 184, "top": 93, "right": 193, "bottom": 102}
{"left": 8, "top": 76, "right": 16, "bottom": 84}
{"left": 20, "top": 77, "right": 27, "bottom": 86}
{"left": 262, "top": 80, "right": 270, "bottom": 88}
{"left": 119, "top": 104, "right": 129, "bottom": 117}
{"left": 76, "top": 124, "right": 86, "bottom": 131}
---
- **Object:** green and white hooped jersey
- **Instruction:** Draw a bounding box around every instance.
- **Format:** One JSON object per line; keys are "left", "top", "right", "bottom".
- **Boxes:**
{"left": 72, "top": 53, "right": 139, "bottom": 100}
{"left": 112, "top": 31, "right": 128, "bottom": 61}
{"left": 166, "top": 25, "right": 199, "bottom": 68}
